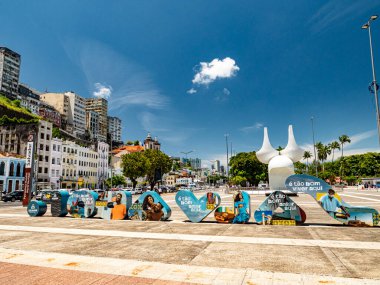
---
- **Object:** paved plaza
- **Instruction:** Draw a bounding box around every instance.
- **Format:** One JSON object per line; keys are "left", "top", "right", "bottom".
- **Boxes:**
{"left": 0, "top": 187, "right": 380, "bottom": 284}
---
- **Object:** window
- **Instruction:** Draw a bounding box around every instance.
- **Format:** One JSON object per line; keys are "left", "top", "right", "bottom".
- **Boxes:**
{"left": 0, "top": 162, "right": 5, "bottom": 176}
{"left": 46, "top": 134, "right": 50, "bottom": 140}
{"left": 46, "top": 145, "right": 49, "bottom": 151}
{"left": 16, "top": 163, "right": 21, "bottom": 176}
{"left": 40, "top": 133, "right": 44, "bottom": 139}
{"left": 57, "top": 158, "right": 60, "bottom": 165}
{"left": 56, "top": 170, "right": 59, "bottom": 176}
{"left": 39, "top": 155, "right": 43, "bottom": 161}
{"left": 45, "top": 156, "right": 49, "bottom": 162}
{"left": 52, "top": 158, "right": 55, "bottom": 165}
{"left": 44, "top": 168, "right": 48, "bottom": 174}
{"left": 53, "top": 144, "right": 56, "bottom": 151}
{"left": 38, "top": 167, "right": 42, "bottom": 173}
{"left": 39, "top": 144, "right": 43, "bottom": 150}
{"left": 62, "top": 169, "right": 65, "bottom": 176}
{"left": 63, "top": 147, "right": 66, "bottom": 152}
{"left": 57, "top": 145, "right": 60, "bottom": 152}
{"left": 51, "top": 169, "right": 55, "bottom": 176}
{"left": 63, "top": 158, "right": 65, "bottom": 163}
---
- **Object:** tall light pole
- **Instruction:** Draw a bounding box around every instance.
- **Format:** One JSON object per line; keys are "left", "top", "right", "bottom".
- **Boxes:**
{"left": 362, "top": 15, "right": 380, "bottom": 146}
{"left": 311, "top": 116, "right": 317, "bottom": 177}
{"left": 180, "top": 150, "right": 194, "bottom": 166}
{"left": 224, "top": 134, "right": 229, "bottom": 182}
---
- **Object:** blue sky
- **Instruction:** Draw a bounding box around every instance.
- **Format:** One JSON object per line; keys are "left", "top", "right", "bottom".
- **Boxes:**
{"left": 1, "top": 1, "right": 380, "bottom": 166}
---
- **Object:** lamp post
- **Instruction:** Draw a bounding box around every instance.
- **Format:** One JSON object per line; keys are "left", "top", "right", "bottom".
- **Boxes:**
{"left": 180, "top": 150, "right": 194, "bottom": 166}
{"left": 224, "top": 133, "right": 229, "bottom": 183}
{"left": 311, "top": 117, "right": 317, "bottom": 177}
{"left": 362, "top": 15, "right": 380, "bottom": 146}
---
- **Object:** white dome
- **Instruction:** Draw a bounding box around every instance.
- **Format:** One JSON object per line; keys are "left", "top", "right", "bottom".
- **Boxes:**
{"left": 268, "top": 155, "right": 294, "bottom": 172}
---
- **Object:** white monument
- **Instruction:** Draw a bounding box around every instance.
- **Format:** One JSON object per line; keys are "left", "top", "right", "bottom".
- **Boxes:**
{"left": 256, "top": 125, "right": 304, "bottom": 190}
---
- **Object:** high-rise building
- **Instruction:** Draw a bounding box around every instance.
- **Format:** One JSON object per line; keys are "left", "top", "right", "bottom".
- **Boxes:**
{"left": 85, "top": 98, "right": 108, "bottom": 142}
{"left": 86, "top": 111, "right": 99, "bottom": 140}
{"left": 36, "top": 120, "right": 53, "bottom": 190}
{"left": 0, "top": 47, "right": 21, "bottom": 100}
{"left": 65, "top": 92, "right": 86, "bottom": 138}
{"left": 214, "top": 160, "right": 221, "bottom": 173}
{"left": 40, "top": 92, "right": 86, "bottom": 137}
{"left": 181, "top": 157, "right": 202, "bottom": 170}
{"left": 40, "top": 92, "right": 72, "bottom": 131}
{"left": 108, "top": 116, "right": 122, "bottom": 142}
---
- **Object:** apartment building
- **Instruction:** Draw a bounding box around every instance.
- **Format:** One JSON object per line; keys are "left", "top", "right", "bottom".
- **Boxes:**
{"left": 50, "top": 138, "right": 62, "bottom": 189}
{"left": 85, "top": 98, "right": 108, "bottom": 142}
{"left": 61, "top": 140, "right": 78, "bottom": 190}
{"left": 86, "top": 110, "right": 99, "bottom": 140}
{"left": 108, "top": 116, "right": 122, "bottom": 142}
{"left": 18, "top": 83, "right": 40, "bottom": 115}
{"left": 65, "top": 92, "right": 86, "bottom": 138}
{"left": 36, "top": 120, "right": 53, "bottom": 189}
{"left": 40, "top": 92, "right": 72, "bottom": 131}
{"left": 78, "top": 146, "right": 98, "bottom": 189}
{"left": 0, "top": 47, "right": 21, "bottom": 100}
{"left": 97, "top": 141, "right": 109, "bottom": 189}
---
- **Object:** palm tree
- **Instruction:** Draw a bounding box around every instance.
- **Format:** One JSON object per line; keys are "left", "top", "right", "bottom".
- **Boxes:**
{"left": 328, "top": 141, "right": 340, "bottom": 162}
{"left": 303, "top": 151, "right": 312, "bottom": 172}
{"left": 316, "top": 143, "right": 331, "bottom": 172}
{"left": 339, "top": 135, "right": 351, "bottom": 158}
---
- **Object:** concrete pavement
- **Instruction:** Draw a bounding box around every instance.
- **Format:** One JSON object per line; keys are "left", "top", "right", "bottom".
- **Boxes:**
{"left": 0, "top": 188, "right": 380, "bottom": 284}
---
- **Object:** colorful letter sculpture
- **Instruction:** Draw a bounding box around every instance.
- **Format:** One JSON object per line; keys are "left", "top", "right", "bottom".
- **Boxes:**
{"left": 128, "top": 191, "right": 171, "bottom": 221}
{"left": 175, "top": 191, "right": 221, "bottom": 222}
{"left": 26, "top": 190, "right": 69, "bottom": 217}
{"left": 286, "top": 174, "right": 380, "bottom": 227}
{"left": 254, "top": 191, "right": 306, "bottom": 224}
{"left": 27, "top": 200, "right": 47, "bottom": 217}
{"left": 67, "top": 190, "right": 98, "bottom": 218}
{"left": 214, "top": 191, "right": 251, "bottom": 223}
{"left": 96, "top": 191, "right": 132, "bottom": 220}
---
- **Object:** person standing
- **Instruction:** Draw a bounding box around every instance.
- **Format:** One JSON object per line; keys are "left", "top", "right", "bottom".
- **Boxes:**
{"left": 111, "top": 193, "right": 126, "bottom": 220}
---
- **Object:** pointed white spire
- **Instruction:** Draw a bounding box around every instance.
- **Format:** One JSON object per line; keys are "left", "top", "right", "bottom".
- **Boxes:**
{"left": 281, "top": 125, "right": 304, "bottom": 162}
{"left": 256, "top": 127, "right": 278, "bottom": 164}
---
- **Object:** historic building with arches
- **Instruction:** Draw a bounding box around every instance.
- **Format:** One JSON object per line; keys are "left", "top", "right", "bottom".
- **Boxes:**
{"left": 0, "top": 157, "right": 26, "bottom": 193}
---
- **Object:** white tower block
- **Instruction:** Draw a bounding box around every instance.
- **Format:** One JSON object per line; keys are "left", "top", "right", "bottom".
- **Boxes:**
{"left": 256, "top": 127, "right": 277, "bottom": 164}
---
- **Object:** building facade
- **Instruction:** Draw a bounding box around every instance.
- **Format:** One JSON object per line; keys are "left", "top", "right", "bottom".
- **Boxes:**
{"left": 0, "top": 157, "right": 25, "bottom": 194}
{"left": 85, "top": 98, "right": 108, "bottom": 142}
{"left": 61, "top": 140, "right": 78, "bottom": 190}
{"left": 40, "top": 92, "right": 72, "bottom": 132}
{"left": 97, "top": 141, "right": 109, "bottom": 189}
{"left": 0, "top": 47, "right": 21, "bottom": 100}
{"left": 36, "top": 120, "right": 53, "bottom": 189}
{"left": 86, "top": 111, "right": 99, "bottom": 140}
{"left": 78, "top": 146, "right": 98, "bottom": 189}
{"left": 108, "top": 116, "right": 122, "bottom": 142}
{"left": 50, "top": 138, "right": 62, "bottom": 189}
{"left": 65, "top": 92, "right": 86, "bottom": 138}
{"left": 144, "top": 133, "right": 160, "bottom": 150}
{"left": 18, "top": 83, "right": 40, "bottom": 115}
{"left": 39, "top": 101, "right": 61, "bottom": 128}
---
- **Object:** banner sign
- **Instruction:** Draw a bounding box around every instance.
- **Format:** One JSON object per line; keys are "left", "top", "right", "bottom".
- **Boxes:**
{"left": 128, "top": 191, "right": 171, "bottom": 221}
{"left": 23, "top": 134, "right": 35, "bottom": 207}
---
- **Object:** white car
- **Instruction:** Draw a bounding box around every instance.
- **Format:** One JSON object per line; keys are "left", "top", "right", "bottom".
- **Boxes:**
{"left": 135, "top": 188, "right": 143, "bottom": 194}
{"left": 123, "top": 188, "right": 136, "bottom": 195}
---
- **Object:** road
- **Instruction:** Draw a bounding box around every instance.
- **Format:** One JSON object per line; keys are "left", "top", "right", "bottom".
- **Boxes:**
{"left": 0, "top": 187, "right": 380, "bottom": 284}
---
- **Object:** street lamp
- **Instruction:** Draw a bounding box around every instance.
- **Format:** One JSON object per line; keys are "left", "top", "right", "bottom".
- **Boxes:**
{"left": 311, "top": 116, "right": 317, "bottom": 177}
{"left": 180, "top": 150, "right": 194, "bottom": 165}
{"left": 224, "top": 134, "right": 229, "bottom": 182}
{"left": 362, "top": 15, "right": 380, "bottom": 146}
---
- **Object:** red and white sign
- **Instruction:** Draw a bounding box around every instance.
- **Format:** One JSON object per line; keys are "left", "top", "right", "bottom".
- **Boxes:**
{"left": 23, "top": 134, "right": 35, "bottom": 207}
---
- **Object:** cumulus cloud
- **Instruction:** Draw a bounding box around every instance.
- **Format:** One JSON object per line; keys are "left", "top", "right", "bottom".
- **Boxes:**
{"left": 93, "top": 83, "right": 112, "bottom": 99}
{"left": 192, "top": 57, "right": 239, "bottom": 85}
{"left": 187, "top": 88, "right": 197, "bottom": 94}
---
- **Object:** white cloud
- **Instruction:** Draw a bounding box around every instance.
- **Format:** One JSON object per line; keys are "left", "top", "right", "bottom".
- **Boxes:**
{"left": 187, "top": 88, "right": 197, "bottom": 94}
{"left": 215, "top": 88, "right": 231, "bottom": 102}
{"left": 240, "top": 122, "right": 263, "bottom": 133}
{"left": 192, "top": 57, "right": 239, "bottom": 85}
{"left": 93, "top": 83, "right": 112, "bottom": 99}
{"left": 347, "top": 130, "right": 377, "bottom": 148}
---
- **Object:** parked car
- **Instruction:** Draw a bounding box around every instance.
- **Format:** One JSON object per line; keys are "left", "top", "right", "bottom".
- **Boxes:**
{"left": 135, "top": 187, "right": 143, "bottom": 194}
{"left": 2, "top": 190, "right": 24, "bottom": 202}
{"left": 123, "top": 188, "right": 136, "bottom": 195}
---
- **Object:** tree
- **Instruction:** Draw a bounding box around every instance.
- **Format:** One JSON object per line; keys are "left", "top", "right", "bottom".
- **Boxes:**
{"left": 134, "top": 140, "right": 140, "bottom": 146}
{"left": 121, "top": 152, "right": 149, "bottom": 189}
{"left": 229, "top": 151, "right": 267, "bottom": 186}
{"left": 303, "top": 151, "right": 312, "bottom": 172}
{"left": 316, "top": 144, "right": 331, "bottom": 172}
{"left": 339, "top": 135, "right": 351, "bottom": 158}
{"left": 329, "top": 141, "right": 340, "bottom": 162}
{"left": 144, "top": 149, "right": 172, "bottom": 190}
{"left": 230, "top": 175, "right": 247, "bottom": 186}
{"left": 126, "top": 140, "right": 133, "bottom": 145}
{"left": 105, "top": 175, "right": 126, "bottom": 188}
{"left": 276, "top": 146, "right": 284, "bottom": 153}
